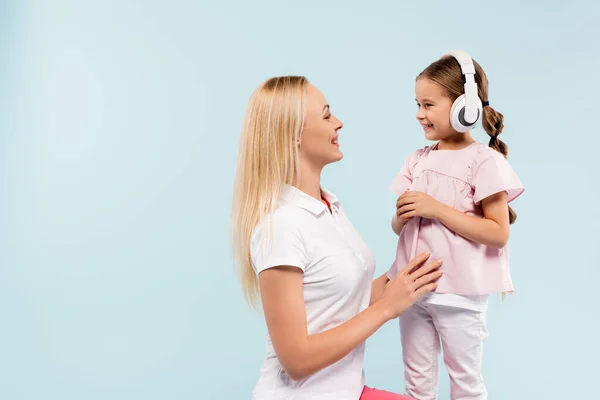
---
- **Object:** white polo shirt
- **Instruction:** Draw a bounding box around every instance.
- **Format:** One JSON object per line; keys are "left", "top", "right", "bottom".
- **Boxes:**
{"left": 250, "top": 185, "right": 377, "bottom": 400}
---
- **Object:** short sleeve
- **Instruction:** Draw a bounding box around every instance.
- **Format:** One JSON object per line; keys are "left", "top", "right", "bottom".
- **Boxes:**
{"left": 390, "top": 148, "right": 425, "bottom": 197}
{"left": 250, "top": 213, "right": 308, "bottom": 275}
{"left": 471, "top": 149, "right": 524, "bottom": 204}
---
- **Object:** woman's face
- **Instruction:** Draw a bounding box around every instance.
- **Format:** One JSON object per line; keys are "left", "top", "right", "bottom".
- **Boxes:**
{"left": 299, "top": 84, "right": 344, "bottom": 168}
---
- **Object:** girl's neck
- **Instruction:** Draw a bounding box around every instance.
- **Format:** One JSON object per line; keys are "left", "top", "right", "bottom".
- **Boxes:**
{"left": 436, "top": 132, "right": 475, "bottom": 150}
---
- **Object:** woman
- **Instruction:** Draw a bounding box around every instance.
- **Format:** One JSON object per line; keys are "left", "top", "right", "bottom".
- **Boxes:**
{"left": 231, "top": 76, "right": 443, "bottom": 400}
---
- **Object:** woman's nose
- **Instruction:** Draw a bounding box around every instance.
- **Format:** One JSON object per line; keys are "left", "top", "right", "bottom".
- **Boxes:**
{"left": 334, "top": 116, "right": 343, "bottom": 130}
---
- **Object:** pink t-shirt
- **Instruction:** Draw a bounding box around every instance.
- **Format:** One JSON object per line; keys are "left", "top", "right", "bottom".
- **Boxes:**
{"left": 387, "top": 142, "right": 524, "bottom": 295}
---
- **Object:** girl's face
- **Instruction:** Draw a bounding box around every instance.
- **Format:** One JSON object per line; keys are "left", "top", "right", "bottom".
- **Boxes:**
{"left": 415, "top": 77, "right": 457, "bottom": 141}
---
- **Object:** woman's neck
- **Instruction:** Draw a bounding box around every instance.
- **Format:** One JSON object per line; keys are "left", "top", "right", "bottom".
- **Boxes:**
{"left": 294, "top": 163, "right": 323, "bottom": 201}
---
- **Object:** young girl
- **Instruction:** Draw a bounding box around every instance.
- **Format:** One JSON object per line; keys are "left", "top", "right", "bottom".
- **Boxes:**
{"left": 387, "top": 51, "right": 524, "bottom": 400}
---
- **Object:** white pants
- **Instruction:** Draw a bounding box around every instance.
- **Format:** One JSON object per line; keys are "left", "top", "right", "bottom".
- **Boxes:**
{"left": 399, "top": 301, "right": 489, "bottom": 400}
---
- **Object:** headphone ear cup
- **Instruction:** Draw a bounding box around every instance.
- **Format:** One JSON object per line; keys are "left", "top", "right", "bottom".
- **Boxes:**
{"left": 450, "top": 95, "right": 482, "bottom": 132}
{"left": 450, "top": 95, "right": 469, "bottom": 132}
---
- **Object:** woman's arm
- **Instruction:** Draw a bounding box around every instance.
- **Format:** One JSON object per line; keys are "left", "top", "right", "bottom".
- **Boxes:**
{"left": 370, "top": 273, "right": 389, "bottom": 305}
{"left": 397, "top": 190, "right": 510, "bottom": 248}
{"left": 258, "top": 253, "right": 442, "bottom": 381}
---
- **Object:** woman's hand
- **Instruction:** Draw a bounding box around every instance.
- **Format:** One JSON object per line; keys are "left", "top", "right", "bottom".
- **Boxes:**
{"left": 377, "top": 252, "right": 443, "bottom": 320}
{"left": 396, "top": 191, "right": 441, "bottom": 220}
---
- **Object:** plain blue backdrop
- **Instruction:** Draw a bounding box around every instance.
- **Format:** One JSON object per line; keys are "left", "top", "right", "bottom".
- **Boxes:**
{"left": 1, "top": 1, "right": 599, "bottom": 399}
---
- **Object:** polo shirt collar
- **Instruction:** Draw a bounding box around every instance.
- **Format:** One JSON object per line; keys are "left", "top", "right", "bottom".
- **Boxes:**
{"left": 281, "top": 184, "right": 339, "bottom": 215}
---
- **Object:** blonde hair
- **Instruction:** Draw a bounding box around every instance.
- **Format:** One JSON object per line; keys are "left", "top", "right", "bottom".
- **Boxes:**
{"left": 230, "top": 76, "right": 309, "bottom": 306}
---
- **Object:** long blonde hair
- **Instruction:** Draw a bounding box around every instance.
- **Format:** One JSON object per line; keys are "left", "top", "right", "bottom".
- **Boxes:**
{"left": 231, "top": 76, "right": 308, "bottom": 306}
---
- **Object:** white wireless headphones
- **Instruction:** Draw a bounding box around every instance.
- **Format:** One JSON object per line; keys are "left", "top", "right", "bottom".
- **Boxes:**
{"left": 444, "top": 50, "right": 483, "bottom": 132}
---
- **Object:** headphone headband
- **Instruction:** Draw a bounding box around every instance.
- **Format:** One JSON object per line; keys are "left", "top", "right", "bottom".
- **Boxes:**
{"left": 443, "top": 50, "right": 479, "bottom": 124}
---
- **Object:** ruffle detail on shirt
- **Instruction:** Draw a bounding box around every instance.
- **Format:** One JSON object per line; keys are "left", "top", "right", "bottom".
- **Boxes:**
{"left": 412, "top": 168, "right": 474, "bottom": 207}
{"left": 466, "top": 145, "right": 486, "bottom": 185}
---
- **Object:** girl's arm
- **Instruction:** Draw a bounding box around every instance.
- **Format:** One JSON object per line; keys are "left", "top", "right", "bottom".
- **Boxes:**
{"left": 391, "top": 213, "right": 411, "bottom": 236}
{"left": 435, "top": 192, "right": 510, "bottom": 248}
{"left": 392, "top": 191, "right": 415, "bottom": 236}
{"left": 258, "top": 253, "right": 442, "bottom": 382}
{"left": 391, "top": 214, "right": 404, "bottom": 235}
{"left": 397, "top": 191, "right": 510, "bottom": 248}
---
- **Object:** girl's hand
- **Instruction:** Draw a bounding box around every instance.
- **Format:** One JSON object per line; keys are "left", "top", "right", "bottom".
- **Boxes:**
{"left": 395, "top": 190, "right": 414, "bottom": 225}
{"left": 396, "top": 191, "right": 441, "bottom": 220}
{"left": 395, "top": 197, "right": 413, "bottom": 225}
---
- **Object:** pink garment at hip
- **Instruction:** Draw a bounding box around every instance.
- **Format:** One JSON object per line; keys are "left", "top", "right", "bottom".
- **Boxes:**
{"left": 360, "top": 386, "right": 414, "bottom": 400}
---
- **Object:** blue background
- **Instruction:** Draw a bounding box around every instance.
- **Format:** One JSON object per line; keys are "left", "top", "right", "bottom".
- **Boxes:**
{"left": 1, "top": 1, "right": 598, "bottom": 399}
